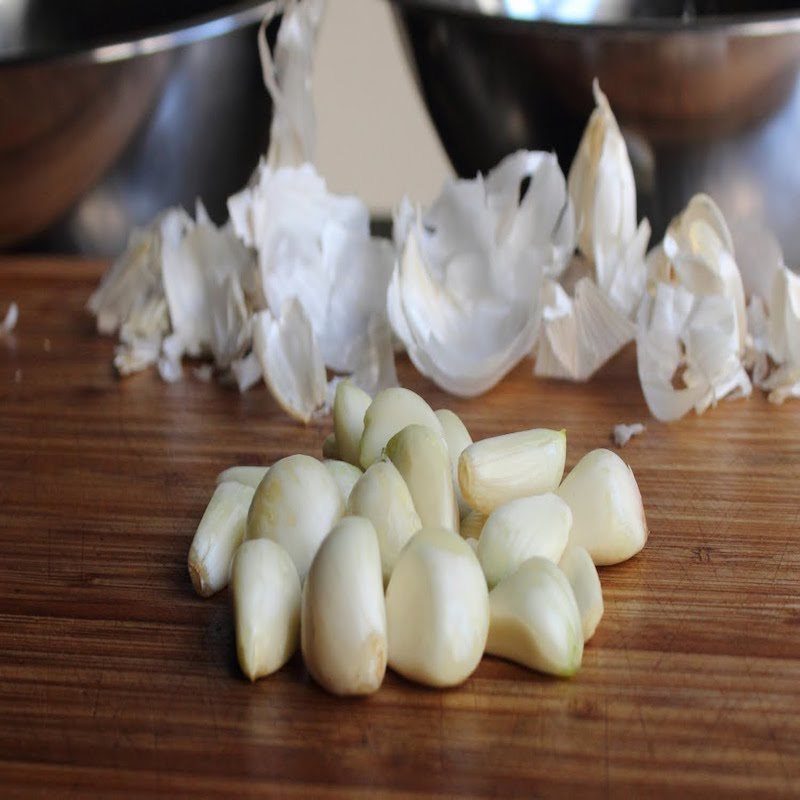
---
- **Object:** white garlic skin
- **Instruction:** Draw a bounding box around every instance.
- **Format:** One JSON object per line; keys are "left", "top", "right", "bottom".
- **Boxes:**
{"left": 385, "top": 527, "right": 489, "bottom": 688}
{"left": 557, "top": 448, "right": 647, "bottom": 565}
{"left": 301, "top": 516, "right": 387, "bottom": 696}
{"left": 231, "top": 538, "right": 301, "bottom": 681}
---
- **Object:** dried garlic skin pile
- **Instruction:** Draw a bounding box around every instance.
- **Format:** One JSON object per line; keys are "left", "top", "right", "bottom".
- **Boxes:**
{"left": 638, "top": 194, "right": 752, "bottom": 421}
{"left": 389, "top": 151, "right": 575, "bottom": 397}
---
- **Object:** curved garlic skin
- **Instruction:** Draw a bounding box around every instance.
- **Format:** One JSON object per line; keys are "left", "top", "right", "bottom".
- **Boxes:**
{"left": 231, "top": 538, "right": 301, "bottom": 681}
{"left": 487, "top": 557, "right": 583, "bottom": 677}
{"left": 246, "top": 454, "right": 344, "bottom": 581}
{"left": 386, "top": 527, "right": 489, "bottom": 688}
{"left": 458, "top": 428, "right": 566, "bottom": 515}
{"left": 323, "top": 459, "right": 362, "bottom": 505}
{"left": 477, "top": 493, "right": 572, "bottom": 588}
{"left": 321, "top": 433, "right": 340, "bottom": 460}
{"left": 347, "top": 460, "right": 422, "bottom": 584}
{"left": 215, "top": 466, "right": 269, "bottom": 489}
{"left": 559, "top": 546, "right": 604, "bottom": 642}
{"left": 385, "top": 425, "right": 459, "bottom": 533}
{"left": 358, "top": 387, "right": 443, "bottom": 470}
{"left": 301, "top": 516, "right": 387, "bottom": 696}
{"left": 556, "top": 448, "right": 647, "bottom": 565}
{"left": 188, "top": 481, "right": 255, "bottom": 597}
{"left": 435, "top": 408, "right": 473, "bottom": 516}
{"left": 333, "top": 381, "right": 372, "bottom": 466}
{"left": 460, "top": 510, "right": 487, "bottom": 540}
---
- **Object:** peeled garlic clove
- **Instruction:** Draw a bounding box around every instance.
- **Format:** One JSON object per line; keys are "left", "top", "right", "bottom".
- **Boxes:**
{"left": 323, "top": 459, "right": 362, "bottom": 505}
{"left": 358, "top": 387, "right": 443, "bottom": 469}
{"left": 216, "top": 465, "right": 269, "bottom": 489}
{"left": 460, "top": 509, "right": 487, "bottom": 540}
{"left": 301, "top": 516, "right": 387, "bottom": 696}
{"left": 557, "top": 448, "right": 647, "bottom": 565}
{"left": 435, "top": 408, "right": 473, "bottom": 516}
{"left": 231, "top": 538, "right": 301, "bottom": 681}
{"left": 321, "top": 433, "right": 339, "bottom": 460}
{"left": 386, "top": 527, "right": 489, "bottom": 687}
{"left": 347, "top": 459, "right": 422, "bottom": 584}
{"left": 458, "top": 428, "right": 566, "bottom": 515}
{"left": 385, "top": 424, "right": 459, "bottom": 533}
{"left": 188, "top": 481, "right": 255, "bottom": 597}
{"left": 559, "top": 546, "right": 604, "bottom": 642}
{"left": 333, "top": 380, "right": 372, "bottom": 466}
{"left": 487, "top": 557, "right": 583, "bottom": 677}
{"left": 477, "top": 493, "right": 572, "bottom": 588}
{"left": 247, "top": 454, "right": 344, "bottom": 581}
{"left": 465, "top": 537, "right": 479, "bottom": 553}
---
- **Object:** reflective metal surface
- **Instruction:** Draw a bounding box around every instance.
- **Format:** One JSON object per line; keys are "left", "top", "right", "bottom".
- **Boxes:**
{"left": 392, "top": 0, "right": 800, "bottom": 264}
{"left": 1, "top": 2, "right": 272, "bottom": 255}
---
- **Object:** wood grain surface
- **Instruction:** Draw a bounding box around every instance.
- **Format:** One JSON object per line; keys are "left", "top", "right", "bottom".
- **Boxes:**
{"left": 1, "top": 257, "right": 799, "bottom": 798}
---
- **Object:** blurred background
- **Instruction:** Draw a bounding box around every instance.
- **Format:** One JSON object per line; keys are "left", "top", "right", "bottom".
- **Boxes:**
{"left": 4, "top": 0, "right": 800, "bottom": 262}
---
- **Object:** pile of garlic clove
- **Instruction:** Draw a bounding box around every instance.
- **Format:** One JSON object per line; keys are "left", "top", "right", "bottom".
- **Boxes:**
{"left": 187, "top": 382, "right": 648, "bottom": 694}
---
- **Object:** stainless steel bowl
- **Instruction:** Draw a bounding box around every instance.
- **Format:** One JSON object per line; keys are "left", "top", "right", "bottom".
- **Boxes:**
{"left": 391, "top": 0, "right": 800, "bottom": 263}
{"left": 0, "top": 1, "right": 273, "bottom": 255}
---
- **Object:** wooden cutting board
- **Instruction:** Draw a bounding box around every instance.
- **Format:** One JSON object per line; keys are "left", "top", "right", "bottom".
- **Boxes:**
{"left": 1, "top": 257, "right": 798, "bottom": 798}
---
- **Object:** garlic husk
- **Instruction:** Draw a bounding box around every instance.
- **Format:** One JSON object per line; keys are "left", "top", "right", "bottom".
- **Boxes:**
{"left": 323, "top": 459, "right": 362, "bottom": 505}
{"left": 188, "top": 481, "right": 255, "bottom": 597}
{"left": 386, "top": 527, "right": 489, "bottom": 688}
{"left": 435, "top": 408, "right": 473, "bottom": 516}
{"left": 487, "top": 556, "right": 583, "bottom": 677}
{"left": 477, "top": 493, "right": 572, "bottom": 588}
{"left": 534, "top": 276, "right": 636, "bottom": 381}
{"left": 460, "top": 510, "right": 487, "bottom": 540}
{"left": 257, "top": 0, "right": 324, "bottom": 170}
{"left": 246, "top": 454, "right": 344, "bottom": 581}
{"left": 458, "top": 428, "right": 566, "bottom": 515}
{"left": 558, "top": 546, "right": 604, "bottom": 642}
{"left": 637, "top": 282, "right": 751, "bottom": 421}
{"left": 333, "top": 380, "right": 372, "bottom": 466}
{"left": 388, "top": 150, "right": 575, "bottom": 397}
{"left": 358, "top": 387, "right": 443, "bottom": 469}
{"left": 659, "top": 193, "right": 747, "bottom": 350}
{"left": 231, "top": 538, "right": 301, "bottom": 681}
{"left": 385, "top": 424, "right": 460, "bottom": 533}
{"left": 252, "top": 299, "right": 327, "bottom": 425}
{"left": 301, "top": 516, "right": 387, "bottom": 696}
{"left": 768, "top": 266, "right": 800, "bottom": 367}
{"left": 557, "top": 448, "right": 647, "bottom": 565}
{"left": 612, "top": 423, "right": 645, "bottom": 448}
{"left": 568, "top": 80, "right": 637, "bottom": 266}
{"left": 347, "top": 459, "right": 422, "bottom": 584}
{"left": 216, "top": 466, "right": 269, "bottom": 489}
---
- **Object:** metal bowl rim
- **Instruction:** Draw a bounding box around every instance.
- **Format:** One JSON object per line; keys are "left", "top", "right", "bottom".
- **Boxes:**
{"left": 1, "top": 1, "right": 274, "bottom": 67}
{"left": 389, "top": 0, "right": 800, "bottom": 37}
